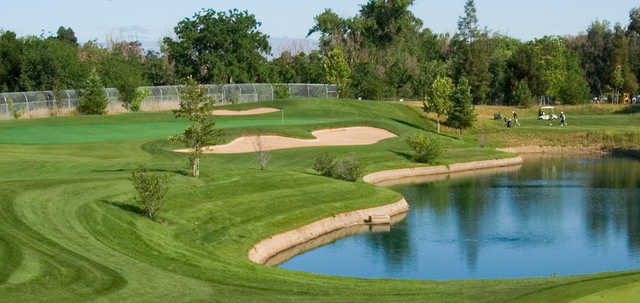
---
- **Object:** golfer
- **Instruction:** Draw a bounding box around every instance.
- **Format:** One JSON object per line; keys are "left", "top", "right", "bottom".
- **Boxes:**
{"left": 560, "top": 112, "right": 567, "bottom": 127}
{"left": 512, "top": 111, "right": 520, "bottom": 127}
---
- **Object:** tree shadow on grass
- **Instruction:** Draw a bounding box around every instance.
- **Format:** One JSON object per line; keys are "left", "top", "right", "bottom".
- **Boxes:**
{"left": 390, "top": 118, "right": 460, "bottom": 140}
{"left": 100, "top": 200, "right": 145, "bottom": 216}
{"left": 391, "top": 150, "right": 414, "bottom": 161}
{"left": 615, "top": 105, "right": 640, "bottom": 114}
{"left": 390, "top": 118, "right": 429, "bottom": 132}
{"left": 92, "top": 168, "right": 189, "bottom": 176}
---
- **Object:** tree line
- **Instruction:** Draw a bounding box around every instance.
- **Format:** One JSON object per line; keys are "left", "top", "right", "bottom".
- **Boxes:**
{"left": 1, "top": 1, "right": 639, "bottom": 106}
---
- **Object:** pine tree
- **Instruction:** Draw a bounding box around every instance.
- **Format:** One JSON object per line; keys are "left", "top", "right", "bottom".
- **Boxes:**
{"left": 78, "top": 69, "right": 108, "bottom": 115}
{"left": 448, "top": 77, "right": 476, "bottom": 135}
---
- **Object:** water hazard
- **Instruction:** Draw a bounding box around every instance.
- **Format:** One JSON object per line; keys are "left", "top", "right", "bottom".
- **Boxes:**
{"left": 278, "top": 157, "right": 640, "bottom": 280}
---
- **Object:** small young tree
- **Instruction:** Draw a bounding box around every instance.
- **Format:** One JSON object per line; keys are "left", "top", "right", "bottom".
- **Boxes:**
{"left": 613, "top": 65, "right": 624, "bottom": 103}
{"left": 424, "top": 76, "right": 453, "bottom": 133}
{"left": 170, "top": 77, "right": 223, "bottom": 177}
{"left": 78, "top": 69, "right": 108, "bottom": 115}
{"left": 448, "top": 77, "right": 477, "bottom": 135}
{"left": 253, "top": 135, "right": 270, "bottom": 170}
{"left": 323, "top": 48, "right": 351, "bottom": 98}
{"left": 130, "top": 169, "right": 170, "bottom": 219}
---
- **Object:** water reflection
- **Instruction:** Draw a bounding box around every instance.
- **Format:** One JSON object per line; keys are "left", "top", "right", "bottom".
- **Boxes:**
{"left": 279, "top": 157, "right": 640, "bottom": 280}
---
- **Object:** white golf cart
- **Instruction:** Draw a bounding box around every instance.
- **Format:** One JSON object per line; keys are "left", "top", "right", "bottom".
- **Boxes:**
{"left": 538, "top": 106, "right": 558, "bottom": 120}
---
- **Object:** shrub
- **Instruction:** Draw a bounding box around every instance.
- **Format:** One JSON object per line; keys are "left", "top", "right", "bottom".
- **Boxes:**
{"left": 273, "top": 84, "right": 290, "bottom": 99}
{"left": 130, "top": 169, "right": 170, "bottom": 219}
{"left": 6, "top": 98, "right": 23, "bottom": 119}
{"left": 78, "top": 69, "right": 108, "bottom": 115}
{"left": 126, "top": 87, "right": 150, "bottom": 112}
{"left": 313, "top": 153, "right": 336, "bottom": 177}
{"left": 313, "top": 153, "right": 361, "bottom": 182}
{"left": 331, "top": 156, "right": 361, "bottom": 182}
{"left": 406, "top": 133, "right": 442, "bottom": 164}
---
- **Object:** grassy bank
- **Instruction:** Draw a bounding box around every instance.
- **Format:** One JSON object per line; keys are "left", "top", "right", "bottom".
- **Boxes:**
{"left": 0, "top": 98, "right": 639, "bottom": 302}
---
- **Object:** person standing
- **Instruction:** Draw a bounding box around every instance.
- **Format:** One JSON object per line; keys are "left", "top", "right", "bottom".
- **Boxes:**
{"left": 560, "top": 111, "right": 567, "bottom": 127}
{"left": 512, "top": 111, "right": 520, "bottom": 127}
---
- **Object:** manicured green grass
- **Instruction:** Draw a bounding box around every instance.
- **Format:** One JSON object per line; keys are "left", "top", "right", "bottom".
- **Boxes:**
{"left": 570, "top": 280, "right": 640, "bottom": 303}
{"left": 471, "top": 104, "right": 640, "bottom": 148}
{"left": 0, "top": 98, "right": 638, "bottom": 302}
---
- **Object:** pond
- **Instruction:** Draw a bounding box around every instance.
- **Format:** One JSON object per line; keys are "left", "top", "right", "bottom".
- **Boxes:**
{"left": 278, "top": 157, "right": 640, "bottom": 280}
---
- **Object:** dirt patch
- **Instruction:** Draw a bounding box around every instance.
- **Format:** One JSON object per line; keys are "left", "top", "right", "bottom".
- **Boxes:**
{"left": 176, "top": 127, "right": 397, "bottom": 154}
{"left": 212, "top": 107, "right": 280, "bottom": 116}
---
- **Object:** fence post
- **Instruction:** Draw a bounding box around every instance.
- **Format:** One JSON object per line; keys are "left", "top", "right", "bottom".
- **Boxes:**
{"left": 325, "top": 85, "right": 329, "bottom": 98}
{"left": 307, "top": 84, "right": 310, "bottom": 97}
{"left": 271, "top": 84, "right": 274, "bottom": 101}
{"left": 22, "top": 93, "right": 30, "bottom": 117}
{"left": 252, "top": 83, "right": 257, "bottom": 102}
{"left": 65, "top": 90, "right": 71, "bottom": 109}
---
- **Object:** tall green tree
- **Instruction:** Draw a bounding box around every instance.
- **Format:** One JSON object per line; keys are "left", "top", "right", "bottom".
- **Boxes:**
{"left": 628, "top": 7, "right": 640, "bottom": 36}
{"left": 448, "top": 77, "right": 476, "bottom": 134}
{"left": 611, "top": 25, "right": 639, "bottom": 95}
{"left": 457, "top": 0, "right": 479, "bottom": 43}
{"left": 424, "top": 76, "right": 453, "bottom": 133}
{"left": 98, "top": 53, "right": 148, "bottom": 111}
{"left": 163, "top": 9, "right": 271, "bottom": 84}
{"left": 323, "top": 48, "right": 351, "bottom": 98}
{"left": 56, "top": 27, "right": 78, "bottom": 46}
{"left": 170, "top": 77, "right": 223, "bottom": 177}
{"left": 513, "top": 81, "right": 532, "bottom": 107}
{"left": 0, "top": 31, "right": 23, "bottom": 92}
{"left": 19, "top": 37, "right": 88, "bottom": 91}
{"left": 576, "top": 21, "right": 614, "bottom": 97}
{"left": 452, "top": 0, "right": 491, "bottom": 104}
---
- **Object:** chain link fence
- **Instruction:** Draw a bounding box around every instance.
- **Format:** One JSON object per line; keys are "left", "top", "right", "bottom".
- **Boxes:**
{"left": 0, "top": 83, "right": 337, "bottom": 119}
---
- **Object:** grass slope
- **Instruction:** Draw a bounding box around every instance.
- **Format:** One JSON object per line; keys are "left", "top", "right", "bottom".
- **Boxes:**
{"left": 0, "top": 98, "right": 638, "bottom": 302}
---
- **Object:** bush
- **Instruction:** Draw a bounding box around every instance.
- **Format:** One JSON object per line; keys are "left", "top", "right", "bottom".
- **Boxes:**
{"left": 331, "top": 156, "right": 361, "bottom": 182}
{"left": 312, "top": 153, "right": 361, "bottom": 182}
{"left": 273, "top": 84, "right": 290, "bottom": 99}
{"left": 126, "top": 87, "right": 150, "bottom": 112}
{"left": 406, "top": 133, "right": 442, "bottom": 164}
{"left": 6, "top": 98, "right": 23, "bottom": 119}
{"left": 78, "top": 69, "right": 108, "bottom": 115}
{"left": 130, "top": 169, "right": 170, "bottom": 219}
{"left": 313, "top": 153, "right": 336, "bottom": 177}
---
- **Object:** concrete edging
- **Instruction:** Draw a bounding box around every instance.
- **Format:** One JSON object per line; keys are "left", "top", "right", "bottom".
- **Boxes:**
{"left": 363, "top": 156, "right": 524, "bottom": 185}
{"left": 248, "top": 156, "right": 524, "bottom": 265}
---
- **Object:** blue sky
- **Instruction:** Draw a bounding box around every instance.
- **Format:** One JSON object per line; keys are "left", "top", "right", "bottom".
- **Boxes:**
{"left": 1, "top": 0, "right": 638, "bottom": 51}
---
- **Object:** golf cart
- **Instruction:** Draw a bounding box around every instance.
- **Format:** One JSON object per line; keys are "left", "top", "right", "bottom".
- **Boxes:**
{"left": 538, "top": 106, "right": 558, "bottom": 120}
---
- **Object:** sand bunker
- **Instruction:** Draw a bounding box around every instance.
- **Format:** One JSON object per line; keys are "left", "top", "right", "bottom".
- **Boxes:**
{"left": 175, "top": 127, "right": 397, "bottom": 154}
{"left": 212, "top": 107, "right": 280, "bottom": 116}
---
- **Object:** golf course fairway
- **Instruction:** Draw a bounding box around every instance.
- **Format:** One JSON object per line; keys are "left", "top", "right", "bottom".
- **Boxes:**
{"left": 1, "top": 98, "right": 639, "bottom": 302}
